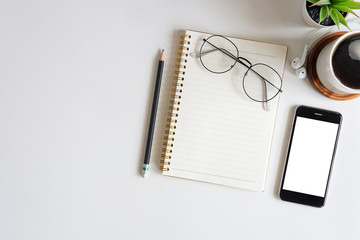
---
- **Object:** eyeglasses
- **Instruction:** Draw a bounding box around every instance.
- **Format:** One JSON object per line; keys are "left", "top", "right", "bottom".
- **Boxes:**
{"left": 192, "top": 35, "right": 283, "bottom": 111}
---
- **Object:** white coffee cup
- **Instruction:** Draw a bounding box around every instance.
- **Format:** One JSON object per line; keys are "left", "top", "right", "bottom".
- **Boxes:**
{"left": 316, "top": 31, "right": 360, "bottom": 95}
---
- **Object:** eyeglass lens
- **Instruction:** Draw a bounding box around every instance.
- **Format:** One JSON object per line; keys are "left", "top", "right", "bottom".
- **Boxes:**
{"left": 199, "top": 35, "right": 239, "bottom": 74}
{"left": 243, "top": 63, "right": 282, "bottom": 102}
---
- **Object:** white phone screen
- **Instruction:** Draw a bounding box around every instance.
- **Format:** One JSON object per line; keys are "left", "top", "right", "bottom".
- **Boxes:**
{"left": 283, "top": 117, "right": 339, "bottom": 197}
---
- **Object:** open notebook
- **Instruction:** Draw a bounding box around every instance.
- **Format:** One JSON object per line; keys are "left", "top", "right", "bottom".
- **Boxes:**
{"left": 161, "top": 30, "right": 287, "bottom": 191}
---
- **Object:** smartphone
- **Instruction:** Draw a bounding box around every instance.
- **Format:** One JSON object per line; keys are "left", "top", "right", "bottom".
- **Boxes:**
{"left": 279, "top": 105, "right": 342, "bottom": 207}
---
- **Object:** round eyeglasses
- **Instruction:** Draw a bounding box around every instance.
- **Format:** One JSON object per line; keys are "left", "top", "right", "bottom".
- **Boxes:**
{"left": 197, "top": 35, "right": 283, "bottom": 104}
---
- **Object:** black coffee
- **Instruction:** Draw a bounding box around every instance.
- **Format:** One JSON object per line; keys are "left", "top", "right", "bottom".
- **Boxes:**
{"left": 332, "top": 34, "right": 360, "bottom": 90}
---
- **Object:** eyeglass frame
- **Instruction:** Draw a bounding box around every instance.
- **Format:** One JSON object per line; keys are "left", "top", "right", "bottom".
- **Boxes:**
{"left": 198, "top": 35, "right": 283, "bottom": 103}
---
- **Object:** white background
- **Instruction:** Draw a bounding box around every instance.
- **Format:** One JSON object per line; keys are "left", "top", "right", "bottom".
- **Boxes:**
{"left": 283, "top": 117, "right": 339, "bottom": 197}
{"left": 1, "top": 0, "right": 360, "bottom": 239}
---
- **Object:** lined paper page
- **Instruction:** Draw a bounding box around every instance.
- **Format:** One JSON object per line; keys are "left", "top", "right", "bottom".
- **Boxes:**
{"left": 163, "top": 30, "right": 287, "bottom": 191}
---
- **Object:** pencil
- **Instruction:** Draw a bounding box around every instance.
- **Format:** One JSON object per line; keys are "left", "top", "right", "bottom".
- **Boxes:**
{"left": 142, "top": 49, "right": 165, "bottom": 178}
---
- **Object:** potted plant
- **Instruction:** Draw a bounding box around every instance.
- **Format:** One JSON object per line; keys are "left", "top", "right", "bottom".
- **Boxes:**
{"left": 303, "top": 0, "right": 360, "bottom": 29}
{"left": 301, "top": 1, "right": 360, "bottom": 99}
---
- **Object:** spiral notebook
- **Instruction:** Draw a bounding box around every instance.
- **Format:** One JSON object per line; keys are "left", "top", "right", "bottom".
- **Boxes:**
{"left": 161, "top": 30, "right": 287, "bottom": 191}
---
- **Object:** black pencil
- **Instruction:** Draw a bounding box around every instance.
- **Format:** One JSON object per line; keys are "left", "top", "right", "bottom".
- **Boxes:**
{"left": 142, "top": 49, "right": 165, "bottom": 178}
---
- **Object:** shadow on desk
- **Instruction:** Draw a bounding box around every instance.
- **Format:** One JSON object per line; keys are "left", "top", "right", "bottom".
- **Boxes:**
{"left": 273, "top": 105, "right": 298, "bottom": 198}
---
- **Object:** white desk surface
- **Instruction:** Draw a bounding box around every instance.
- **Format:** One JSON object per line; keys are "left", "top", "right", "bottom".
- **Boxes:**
{"left": 1, "top": 0, "right": 359, "bottom": 239}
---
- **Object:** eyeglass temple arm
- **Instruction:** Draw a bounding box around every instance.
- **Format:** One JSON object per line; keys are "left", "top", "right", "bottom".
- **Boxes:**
{"left": 262, "top": 82, "right": 271, "bottom": 111}
{"left": 191, "top": 48, "right": 219, "bottom": 58}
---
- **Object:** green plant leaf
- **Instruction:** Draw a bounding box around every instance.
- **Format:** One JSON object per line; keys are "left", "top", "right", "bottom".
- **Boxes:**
{"left": 332, "top": 0, "right": 351, "bottom": 4}
{"left": 338, "top": 0, "right": 360, "bottom": 8}
{"left": 333, "top": 5, "right": 360, "bottom": 17}
{"left": 307, "top": 0, "right": 318, "bottom": 3}
{"left": 329, "top": 8, "right": 340, "bottom": 28}
{"left": 320, "top": 6, "right": 330, "bottom": 23}
{"left": 331, "top": 0, "right": 360, "bottom": 8}
{"left": 332, "top": 5, "right": 352, "bottom": 12}
{"left": 334, "top": 8, "right": 351, "bottom": 30}
{"left": 346, "top": 3, "right": 360, "bottom": 9}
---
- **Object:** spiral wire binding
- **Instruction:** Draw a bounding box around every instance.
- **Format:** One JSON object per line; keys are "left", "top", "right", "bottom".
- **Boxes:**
{"left": 160, "top": 33, "right": 191, "bottom": 172}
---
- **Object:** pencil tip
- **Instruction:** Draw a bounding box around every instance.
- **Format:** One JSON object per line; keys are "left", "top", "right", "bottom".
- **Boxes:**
{"left": 160, "top": 49, "right": 165, "bottom": 61}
